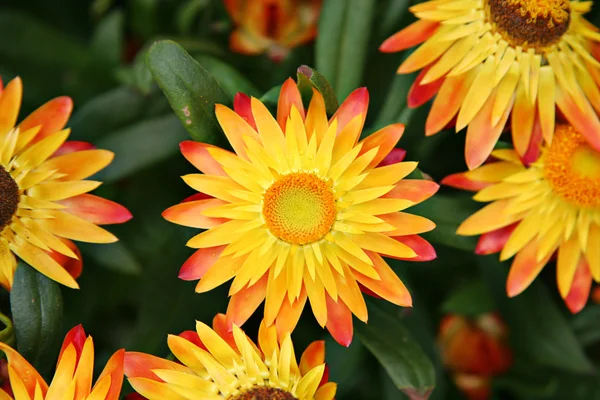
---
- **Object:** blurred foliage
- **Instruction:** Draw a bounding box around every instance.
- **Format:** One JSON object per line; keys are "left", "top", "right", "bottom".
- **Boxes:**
{"left": 1, "top": 0, "right": 600, "bottom": 399}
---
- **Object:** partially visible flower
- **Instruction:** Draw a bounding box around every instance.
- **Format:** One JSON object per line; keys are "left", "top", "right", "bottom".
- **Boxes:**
{"left": 381, "top": 0, "right": 600, "bottom": 169}
{"left": 444, "top": 123, "right": 600, "bottom": 313}
{"left": 224, "top": 0, "right": 322, "bottom": 61}
{"left": 438, "top": 313, "right": 512, "bottom": 400}
{"left": 163, "top": 78, "right": 438, "bottom": 345}
{"left": 0, "top": 77, "right": 132, "bottom": 289}
{"left": 124, "top": 314, "right": 336, "bottom": 400}
{"left": 0, "top": 325, "right": 124, "bottom": 400}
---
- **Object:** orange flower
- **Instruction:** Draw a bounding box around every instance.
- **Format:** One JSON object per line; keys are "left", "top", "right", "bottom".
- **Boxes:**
{"left": 0, "top": 77, "right": 132, "bottom": 289}
{"left": 381, "top": 0, "right": 600, "bottom": 170}
{"left": 0, "top": 325, "right": 124, "bottom": 400}
{"left": 438, "top": 313, "right": 512, "bottom": 400}
{"left": 224, "top": 0, "right": 322, "bottom": 61}
{"left": 163, "top": 79, "right": 438, "bottom": 345}
{"left": 124, "top": 314, "right": 336, "bottom": 399}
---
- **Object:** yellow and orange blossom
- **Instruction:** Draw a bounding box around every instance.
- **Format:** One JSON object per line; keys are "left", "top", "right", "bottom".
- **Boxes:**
{"left": 124, "top": 314, "right": 336, "bottom": 400}
{"left": 163, "top": 78, "right": 438, "bottom": 346}
{"left": 0, "top": 325, "right": 124, "bottom": 400}
{"left": 445, "top": 123, "right": 600, "bottom": 313}
{"left": 0, "top": 77, "right": 131, "bottom": 290}
{"left": 224, "top": 0, "right": 322, "bottom": 61}
{"left": 381, "top": 0, "right": 600, "bottom": 170}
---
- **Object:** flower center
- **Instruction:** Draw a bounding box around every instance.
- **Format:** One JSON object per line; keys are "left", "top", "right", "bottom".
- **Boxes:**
{"left": 230, "top": 387, "right": 297, "bottom": 400}
{"left": 543, "top": 124, "right": 600, "bottom": 208}
{"left": 262, "top": 172, "right": 336, "bottom": 245}
{"left": 486, "top": 0, "right": 571, "bottom": 51}
{"left": 0, "top": 167, "right": 19, "bottom": 230}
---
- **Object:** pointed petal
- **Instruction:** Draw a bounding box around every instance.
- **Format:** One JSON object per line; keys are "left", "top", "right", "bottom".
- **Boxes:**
{"left": 384, "top": 179, "right": 439, "bottom": 203}
{"left": 179, "top": 246, "right": 226, "bottom": 281}
{"left": 59, "top": 194, "right": 132, "bottom": 225}
{"left": 475, "top": 223, "right": 518, "bottom": 255}
{"left": 277, "top": 78, "right": 305, "bottom": 129}
{"left": 354, "top": 252, "right": 412, "bottom": 306}
{"left": 564, "top": 259, "right": 592, "bottom": 314}
{"left": 0, "top": 77, "right": 22, "bottom": 135}
{"left": 380, "top": 20, "right": 439, "bottom": 52}
{"left": 506, "top": 239, "right": 551, "bottom": 297}
{"left": 391, "top": 235, "right": 436, "bottom": 261}
{"left": 19, "top": 96, "right": 73, "bottom": 143}
{"left": 226, "top": 273, "right": 268, "bottom": 327}
{"left": 325, "top": 295, "right": 353, "bottom": 347}
{"left": 180, "top": 141, "right": 227, "bottom": 176}
{"left": 441, "top": 172, "right": 491, "bottom": 191}
{"left": 215, "top": 104, "right": 260, "bottom": 159}
{"left": 162, "top": 199, "right": 228, "bottom": 229}
{"left": 233, "top": 92, "right": 257, "bottom": 130}
{"left": 41, "top": 149, "right": 113, "bottom": 180}
{"left": 53, "top": 141, "right": 95, "bottom": 157}
{"left": 358, "top": 124, "right": 405, "bottom": 168}
{"left": 407, "top": 66, "right": 444, "bottom": 108}
{"left": 330, "top": 88, "right": 369, "bottom": 135}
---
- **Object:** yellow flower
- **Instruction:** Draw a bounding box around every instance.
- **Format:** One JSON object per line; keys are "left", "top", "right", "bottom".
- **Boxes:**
{"left": 0, "top": 77, "right": 131, "bottom": 289}
{"left": 124, "top": 314, "right": 336, "bottom": 400}
{"left": 444, "top": 123, "right": 600, "bottom": 312}
{"left": 381, "top": 0, "right": 600, "bottom": 169}
{"left": 163, "top": 79, "right": 438, "bottom": 345}
{"left": 0, "top": 325, "right": 124, "bottom": 400}
{"left": 224, "top": 0, "right": 322, "bottom": 61}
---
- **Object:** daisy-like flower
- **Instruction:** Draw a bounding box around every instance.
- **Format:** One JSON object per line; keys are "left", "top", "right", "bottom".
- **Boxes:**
{"left": 224, "top": 0, "right": 322, "bottom": 62}
{"left": 444, "top": 123, "right": 600, "bottom": 312}
{"left": 124, "top": 314, "right": 336, "bottom": 400}
{"left": 163, "top": 78, "right": 438, "bottom": 345}
{"left": 380, "top": 0, "right": 600, "bottom": 169}
{"left": 0, "top": 77, "right": 132, "bottom": 289}
{"left": 438, "top": 313, "right": 512, "bottom": 400}
{"left": 0, "top": 325, "right": 124, "bottom": 400}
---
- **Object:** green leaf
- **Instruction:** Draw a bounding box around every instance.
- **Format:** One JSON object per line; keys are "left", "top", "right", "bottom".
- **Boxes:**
{"left": 442, "top": 280, "right": 495, "bottom": 316}
{"left": 90, "top": 10, "right": 124, "bottom": 66}
{"left": 0, "top": 312, "right": 15, "bottom": 347}
{"left": 176, "top": 0, "right": 211, "bottom": 35}
{"left": 410, "top": 192, "right": 480, "bottom": 251}
{"left": 10, "top": 262, "right": 63, "bottom": 375}
{"left": 356, "top": 304, "right": 435, "bottom": 399}
{"left": 260, "top": 85, "right": 282, "bottom": 106}
{"left": 316, "top": 0, "right": 376, "bottom": 100}
{"left": 95, "top": 114, "right": 189, "bottom": 182}
{"left": 193, "top": 55, "right": 260, "bottom": 97}
{"left": 79, "top": 242, "right": 142, "bottom": 275}
{"left": 146, "top": 40, "right": 230, "bottom": 142}
{"left": 296, "top": 65, "right": 340, "bottom": 116}
{"left": 478, "top": 256, "right": 595, "bottom": 374}
{"left": 572, "top": 305, "right": 600, "bottom": 347}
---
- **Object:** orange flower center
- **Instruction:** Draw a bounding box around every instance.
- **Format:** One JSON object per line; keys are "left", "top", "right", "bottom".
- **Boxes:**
{"left": 0, "top": 166, "right": 19, "bottom": 230}
{"left": 486, "top": 0, "right": 571, "bottom": 51}
{"left": 230, "top": 387, "right": 297, "bottom": 400}
{"left": 543, "top": 124, "right": 600, "bottom": 208}
{"left": 263, "top": 172, "right": 336, "bottom": 245}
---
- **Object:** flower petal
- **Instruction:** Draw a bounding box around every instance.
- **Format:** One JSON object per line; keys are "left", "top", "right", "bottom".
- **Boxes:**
{"left": 277, "top": 78, "right": 305, "bottom": 129}
{"left": 226, "top": 273, "right": 268, "bottom": 327}
{"left": 564, "top": 259, "right": 592, "bottom": 314}
{"left": 384, "top": 179, "right": 439, "bottom": 204}
{"left": 19, "top": 96, "right": 73, "bottom": 143}
{"left": 358, "top": 123, "right": 405, "bottom": 168}
{"left": 233, "top": 92, "right": 257, "bottom": 130}
{"left": 179, "top": 246, "right": 226, "bottom": 281}
{"left": 475, "top": 223, "right": 518, "bottom": 255}
{"left": 180, "top": 141, "right": 227, "bottom": 176}
{"left": 506, "top": 239, "right": 551, "bottom": 297}
{"left": 407, "top": 66, "right": 444, "bottom": 108}
{"left": 59, "top": 194, "right": 132, "bottom": 225}
{"left": 0, "top": 77, "right": 22, "bottom": 135}
{"left": 162, "top": 199, "right": 228, "bottom": 229}
{"left": 392, "top": 235, "right": 436, "bottom": 261}
{"left": 330, "top": 87, "right": 369, "bottom": 135}
{"left": 325, "top": 295, "right": 353, "bottom": 347}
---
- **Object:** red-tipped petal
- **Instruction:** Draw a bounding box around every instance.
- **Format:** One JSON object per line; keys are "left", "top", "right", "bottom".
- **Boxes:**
{"left": 179, "top": 330, "right": 203, "bottom": 348}
{"left": 441, "top": 173, "right": 491, "bottom": 191}
{"left": 277, "top": 78, "right": 305, "bottom": 129}
{"left": 53, "top": 141, "right": 95, "bottom": 157}
{"left": 179, "top": 246, "right": 226, "bottom": 281}
{"left": 233, "top": 92, "right": 257, "bottom": 130}
{"left": 556, "top": 85, "right": 600, "bottom": 151}
{"left": 48, "top": 238, "right": 83, "bottom": 280}
{"left": 378, "top": 148, "right": 407, "bottom": 166}
{"left": 162, "top": 199, "right": 228, "bottom": 229}
{"left": 384, "top": 179, "right": 440, "bottom": 203}
{"left": 475, "top": 224, "right": 518, "bottom": 255}
{"left": 355, "top": 252, "right": 412, "bottom": 306}
{"left": 564, "top": 259, "right": 592, "bottom": 314}
{"left": 19, "top": 96, "right": 73, "bottom": 143}
{"left": 179, "top": 141, "right": 227, "bottom": 176}
{"left": 506, "top": 239, "right": 551, "bottom": 297}
{"left": 124, "top": 352, "right": 188, "bottom": 381}
{"left": 213, "top": 313, "right": 238, "bottom": 352}
{"left": 0, "top": 342, "right": 47, "bottom": 398}
{"left": 511, "top": 86, "right": 535, "bottom": 157}
{"left": 226, "top": 273, "right": 268, "bottom": 327}
{"left": 426, "top": 73, "right": 475, "bottom": 136}
{"left": 299, "top": 341, "right": 325, "bottom": 376}
{"left": 58, "top": 325, "right": 87, "bottom": 364}
{"left": 520, "top": 110, "right": 543, "bottom": 166}
{"left": 325, "top": 295, "right": 353, "bottom": 347}
{"left": 275, "top": 289, "right": 307, "bottom": 339}
{"left": 0, "top": 77, "right": 22, "bottom": 135}
{"left": 358, "top": 124, "right": 405, "bottom": 168}
{"left": 330, "top": 87, "right": 369, "bottom": 135}
{"left": 379, "top": 20, "right": 440, "bottom": 53}
{"left": 391, "top": 235, "right": 436, "bottom": 261}
{"left": 98, "top": 349, "right": 125, "bottom": 400}
{"left": 407, "top": 66, "right": 444, "bottom": 108}
{"left": 59, "top": 194, "right": 132, "bottom": 225}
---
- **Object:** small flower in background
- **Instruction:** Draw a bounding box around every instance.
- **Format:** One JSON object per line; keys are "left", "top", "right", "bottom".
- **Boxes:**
{"left": 124, "top": 314, "right": 336, "bottom": 400}
{"left": 224, "top": 0, "right": 322, "bottom": 62}
{"left": 0, "top": 77, "right": 132, "bottom": 289}
{"left": 438, "top": 313, "right": 512, "bottom": 400}
{"left": 0, "top": 325, "right": 124, "bottom": 400}
{"left": 380, "top": 0, "right": 600, "bottom": 170}
{"left": 163, "top": 78, "right": 438, "bottom": 345}
{"left": 444, "top": 123, "right": 600, "bottom": 313}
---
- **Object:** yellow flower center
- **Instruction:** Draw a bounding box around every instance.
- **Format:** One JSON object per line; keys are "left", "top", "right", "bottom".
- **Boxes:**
{"left": 263, "top": 172, "right": 336, "bottom": 245}
{"left": 486, "top": 0, "right": 571, "bottom": 51}
{"left": 543, "top": 124, "right": 600, "bottom": 208}
{"left": 230, "top": 387, "right": 297, "bottom": 400}
{"left": 0, "top": 166, "right": 19, "bottom": 230}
